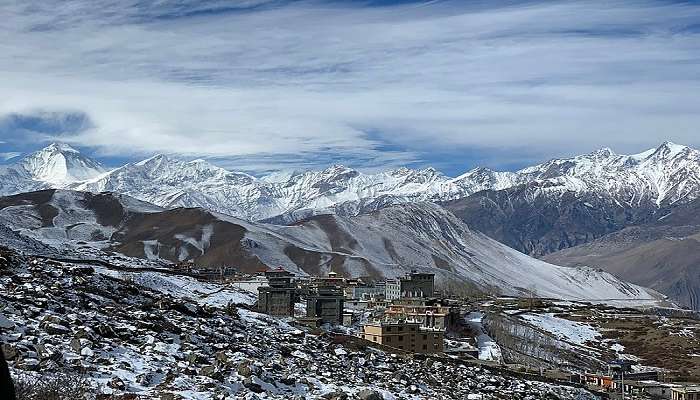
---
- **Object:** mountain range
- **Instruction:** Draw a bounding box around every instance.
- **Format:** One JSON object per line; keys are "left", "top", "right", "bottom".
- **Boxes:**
{"left": 0, "top": 189, "right": 661, "bottom": 304}
{"left": 2, "top": 141, "right": 699, "bottom": 226}
{"left": 1, "top": 141, "right": 699, "bottom": 309}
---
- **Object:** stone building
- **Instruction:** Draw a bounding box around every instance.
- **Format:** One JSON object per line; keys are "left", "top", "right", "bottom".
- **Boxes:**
{"left": 399, "top": 272, "right": 435, "bottom": 298}
{"left": 257, "top": 269, "right": 296, "bottom": 317}
{"left": 361, "top": 320, "right": 444, "bottom": 354}
{"left": 305, "top": 285, "right": 345, "bottom": 325}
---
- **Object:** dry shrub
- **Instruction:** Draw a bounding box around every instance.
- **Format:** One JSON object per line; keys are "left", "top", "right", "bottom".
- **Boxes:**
{"left": 13, "top": 370, "right": 94, "bottom": 400}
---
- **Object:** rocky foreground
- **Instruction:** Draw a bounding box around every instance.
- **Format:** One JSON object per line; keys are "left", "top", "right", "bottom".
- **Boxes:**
{"left": 0, "top": 247, "right": 597, "bottom": 399}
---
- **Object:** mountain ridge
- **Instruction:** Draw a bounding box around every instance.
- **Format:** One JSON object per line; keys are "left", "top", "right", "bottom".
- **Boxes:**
{"left": 2, "top": 141, "right": 699, "bottom": 223}
{"left": 0, "top": 188, "right": 665, "bottom": 305}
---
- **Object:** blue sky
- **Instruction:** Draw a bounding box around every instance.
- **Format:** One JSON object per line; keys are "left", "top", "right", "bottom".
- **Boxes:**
{"left": 1, "top": 0, "right": 700, "bottom": 176}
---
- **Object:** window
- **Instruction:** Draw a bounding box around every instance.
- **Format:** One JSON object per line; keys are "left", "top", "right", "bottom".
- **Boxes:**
{"left": 386, "top": 327, "right": 391, "bottom": 332}
{"left": 386, "top": 337, "right": 391, "bottom": 343}
{"left": 398, "top": 335, "right": 404, "bottom": 342}
{"left": 422, "top": 344, "right": 427, "bottom": 350}
{"left": 423, "top": 335, "right": 427, "bottom": 340}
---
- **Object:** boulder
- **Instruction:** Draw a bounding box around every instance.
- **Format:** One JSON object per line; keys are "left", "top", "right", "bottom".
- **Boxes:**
{"left": 357, "top": 389, "right": 383, "bottom": 400}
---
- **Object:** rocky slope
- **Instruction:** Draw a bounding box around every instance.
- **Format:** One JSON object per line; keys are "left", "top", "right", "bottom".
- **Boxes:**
{"left": 543, "top": 198, "right": 700, "bottom": 311}
{"left": 0, "top": 245, "right": 599, "bottom": 399}
{"left": 0, "top": 189, "right": 663, "bottom": 304}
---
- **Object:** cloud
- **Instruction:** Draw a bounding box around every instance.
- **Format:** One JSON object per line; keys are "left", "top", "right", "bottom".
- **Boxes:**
{"left": 1, "top": 0, "right": 699, "bottom": 173}
{"left": 0, "top": 152, "right": 21, "bottom": 161}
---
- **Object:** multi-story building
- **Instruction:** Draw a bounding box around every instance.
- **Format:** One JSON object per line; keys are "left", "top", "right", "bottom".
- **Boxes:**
{"left": 361, "top": 320, "right": 444, "bottom": 354}
{"left": 232, "top": 275, "right": 269, "bottom": 293}
{"left": 257, "top": 269, "right": 296, "bottom": 317}
{"left": 384, "top": 302, "right": 459, "bottom": 331}
{"left": 352, "top": 284, "right": 386, "bottom": 300}
{"left": 400, "top": 271, "right": 435, "bottom": 298}
{"left": 672, "top": 386, "right": 700, "bottom": 400}
{"left": 306, "top": 286, "right": 345, "bottom": 324}
{"left": 384, "top": 279, "right": 400, "bottom": 300}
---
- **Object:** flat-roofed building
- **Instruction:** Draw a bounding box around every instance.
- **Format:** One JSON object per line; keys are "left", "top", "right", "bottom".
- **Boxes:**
{"left": 352, "top": 284, "right": 385, "bottom": 300}
{"left": 384, "top": 303, "right": 459, "bottom": 331}
{"left": 232, "top": 275, "right": 269, "bottom": 293}
{"left": 385, "top": 279, "right": 400, "bottom": 300}
{"left": 361, "top": 320, "right": 444, "bottom": 354}
{"left": 257, "top": 269, "right": 296, "bottom": 317}
{"left": 672, "top": 386, "right": 700, "bottom": 400}
{"left": 400, "top": 271, "right": 434, "bottom": 298}
{"left": 306, "top": 285, "right": 345, "bottom": 325}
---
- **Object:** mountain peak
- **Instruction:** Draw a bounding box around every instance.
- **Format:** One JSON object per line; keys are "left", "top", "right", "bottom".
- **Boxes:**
{"left": 21, "top": 142, "right": 105, "bottom": 184}
{"left": 321, "top": 164, "right": 357, "bottom": 176}
{"left": 587, "top": 147, "right": 616, "bottom": 158}
{"left": 136, "top": 154, "right": 173, "bottom": 166}
{"left": 646, "top": 141, "right": 689, "bottom": 160}
{"left": 42, "top": 142, "right": 80, "bottom": 154}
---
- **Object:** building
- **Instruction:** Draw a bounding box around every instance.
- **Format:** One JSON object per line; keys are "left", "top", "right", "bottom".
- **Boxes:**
{"left": 257, "top": 269, "right": 296, "bottom": 317}
{"left": 384, "top": 279, "right": 400, "bottom": 300}
{"left": 384, "top": 302, "right": 459, "bottom": 331}
{"left": 265, "top": 268, "right": 295, "bottom": 287}
{"left": 361, "top": 320, "right": 444, "bottom": 354}
{"left": 305, "top": 285, "right": 345, "bottom": 325}
{"left": 399, "top": 271, "right": 435, "bottom": 298}
{"left": 672, "top": 386, "right": 700, "bottom": 400}
{"left": 345, "top": 299, "right": 370, "bottom": 311}
{"left": 231, "top": 275, "right": 269, "bottom": 293}
{"left": 645, "top": 382, "right": 681, "bottom": 399}
{"left": 352, "top": 284, "right": 386, "bottom": 300}
{"left": 315, "top": 271, "right": 346, "bottom": 288}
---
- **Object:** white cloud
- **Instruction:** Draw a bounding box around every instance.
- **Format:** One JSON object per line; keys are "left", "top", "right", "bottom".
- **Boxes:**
{"left": 0, "top": 152, "right": 21, "bottom": 161}
{"left": 0, "top": 0, "right": 699, "bottom": 171}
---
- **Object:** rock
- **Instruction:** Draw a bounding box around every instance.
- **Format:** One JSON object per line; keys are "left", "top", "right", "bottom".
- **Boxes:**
{"left": 108, "top": 376, "right": 126, "bottom": 390}
{"left": 357, "top": 389, "right": 383, "bottom": 400}
{"left": 243, "top": 376, "right": 263, "bottom": 393}
{"left": 45, "top": 323, "right": 71, "bottom": 335}
{"left": 80, "top": 347, "right": 94, "bottom": 357}
{"left": 1, "top": 344, "right": 17, "bottom": 360}
{"left": 200, "top": 365, "right": 216, "bottom": 377}
{"left": 0, "top": 313, "right": 14, "bottom": 329}
{"left": 334, "top": 348, "right": 347, "bottom": 356}
{"left": 70, "top": 337, "right": 82, "bottom": 353}
{"left": 237, "top": 361, "right": 259, "bottom": 378}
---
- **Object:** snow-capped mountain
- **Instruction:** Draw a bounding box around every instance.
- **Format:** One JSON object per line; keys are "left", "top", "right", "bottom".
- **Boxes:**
{"left": 514, "top": 141, "right": 700, "bottom": 207}
{"left": 444, "top": 142, "right": 700, "bottom": 257}
{"left": 1, "top": 141, "right": 699, "bottom": 223}
{"left": 0, "top": 143, "right": 105, "bottom": 195}
{"left": 0, "top": 189, "right": 663, "bottom": 304}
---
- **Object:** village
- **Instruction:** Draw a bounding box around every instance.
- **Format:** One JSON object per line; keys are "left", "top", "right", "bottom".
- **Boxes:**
{"left": 220, "top": 266, "right": 700, "bottom": 400}
{"left": 1, "top": 240, "right": 700, "bottom": 399}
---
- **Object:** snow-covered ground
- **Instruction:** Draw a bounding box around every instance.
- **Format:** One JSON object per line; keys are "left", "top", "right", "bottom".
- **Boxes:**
{"left": 94, "top": 266, "right": 257, "bottom": 306}
{"left": 519, "top": 313, "right": 601, "bottom": 346}
{"left": 465, "top": 312, "right": 503, "bottom": 363}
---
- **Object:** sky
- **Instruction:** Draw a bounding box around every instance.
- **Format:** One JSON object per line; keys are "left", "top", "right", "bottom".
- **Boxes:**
{"left": 1, "top": 0, "right": 699, "bottom": 176}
